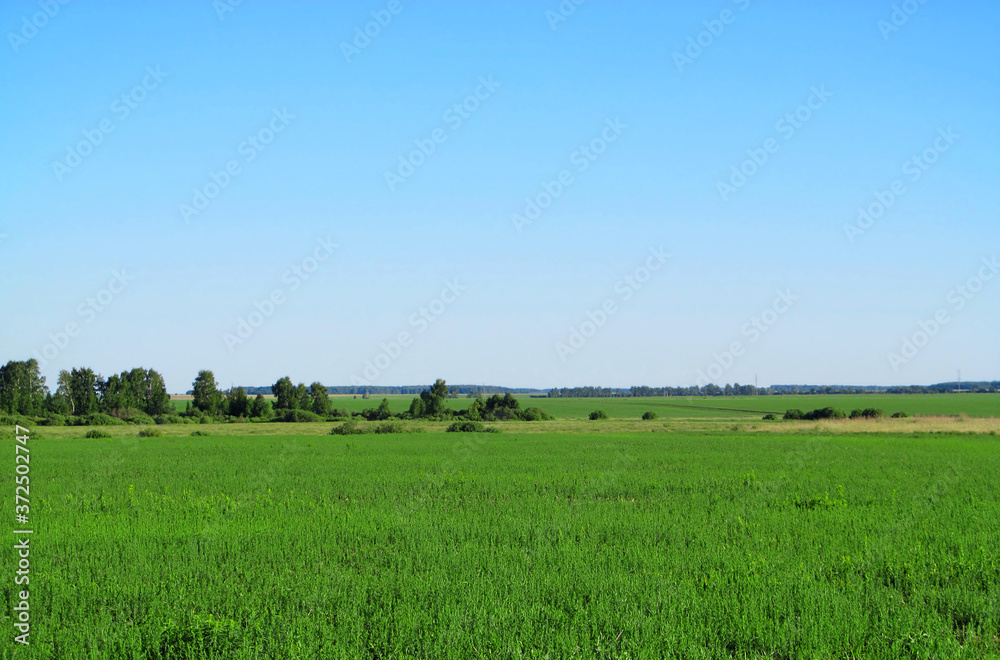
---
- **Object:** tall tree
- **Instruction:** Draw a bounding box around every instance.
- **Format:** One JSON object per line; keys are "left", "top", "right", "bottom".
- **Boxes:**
{"left": 0, "top": 360, "right": 48, "bottom": 415}
{"left": 192, "top": 370, "right": 221, "bottom": 414}
{"left": 226, "top": 386, "right": 250, "bottom": 417}
{"left": 308, "top": 382, "right": 330, "bottom": 415}
{"left": 67, "top": 367, "right": 99, "bottom": 415}
{"left": 271, "top": 376, "right": 295, "bottom": 409}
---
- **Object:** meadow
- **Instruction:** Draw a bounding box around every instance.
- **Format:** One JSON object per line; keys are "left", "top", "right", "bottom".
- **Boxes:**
{"left": 3, "top": 425, "right": 999, "bottom": 658}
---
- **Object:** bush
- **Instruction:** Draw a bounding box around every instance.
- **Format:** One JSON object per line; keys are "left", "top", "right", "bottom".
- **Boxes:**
{"left": 891, "top": 411, "right": 909, "bottom": 418}
{"left": 446, "top": 421, "right": 500, "bottom": 433}
{"left": 803, "top": 407, "right": 846, "bottom": 421}
{"left": 77, "top": 413, "right": 127, "bottom": 426}
{"left": 137, "top": 428, "right": 163, "bottom": 438}
{"left": 762, "top": 413, "right": 777, "bottom": 420}
{"left": 520, "top": 407, "right": 553, "bottom": 421}
{"left": 154, "top": 414, "right": 186, "bottom": 425}
{"left": 373, "top": 422, "right": 406, "bottom": 434}
{"left": 849, "top": 409, "right": 863, "bottom": 419}
{"left": 38, "top": 414, "right": 67, "bottom": 427}
{"left": 281, "top": 409, "right": 324, "bottom": 423}
{"left": 84, "top": 429, "right": 111, "bottom": 439}
{"left": 783, "top": 409, "right": 806, "bottom": 420}
{"left": 641, "top": 411, "right": 658, "bottom": 420}
{"left": 327, "top": 408, "right": 352, "bottom": 420}
{"left": 114, "top": 408, "right": 156, "bottom": 425}
{"left": 329, "top": 420, "right": 364, "bottom": 435}
{"left": 589, "top": 410, "right": 609, "bottom": 420}
{"left": 190, "top": 430, "right": 211, "bottom": 437}
{"left": 862, "top": 408, "right": 885, "bottom": 419}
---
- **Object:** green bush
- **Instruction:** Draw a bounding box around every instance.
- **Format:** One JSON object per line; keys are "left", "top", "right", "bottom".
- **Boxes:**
{"left": 849, "top": 409, "right": 863, "bottom": 419}
{"left": 589, "top": 410, "right": 609, "bottom": 421}
{"left": 329, "top": 420, "right": 364, "bottom": 436}
{"left": 446, "top": 421, "right": 500, "bottom": 433}
{"left": 84, "top": 429, "right": 111, "bottom": 439}
{"left": 38, "top": 414, "right": 67, "bottom": 426}
{"left": 155, "top": 414, "right": 185, "bottom": 425}
{"left": 137, "top": 428, "right": 163, "bottom": 438}
{"left": 190, "top": 430, "right": 211, "bottom": 437}
{"left": 77, "top": 413, "right": 127, "bottom": 426}
{"left": 804, "top": 407, "right": 846, "bottom": 421}
{"left": 373, "top": 422, "right": 406, "bottom": 434}
{"left": 862, "top": 408, "right": 885, "bottom": 419}
{"left": 520, "top": 407, "right": 553, "bottom": 421}
{"left": 783, "top": 409, "right": 806, "bottom": 420}
{"left": 114, "top": 408, "right": 156, "bottom": 425}
{"left": 641, "top": 411, "right": 657, "bottom": 420}
{"left": 891, "top": 411, "right": 909, "bottom": 418}
{"left": 281, "top": 409, "right": 324, "bottom": 423}
{"left": 762, "top": 413, "right": 777, "bottom": 421}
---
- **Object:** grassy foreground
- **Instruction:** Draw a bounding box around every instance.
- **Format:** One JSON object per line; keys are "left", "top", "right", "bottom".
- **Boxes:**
{"left": 3, "top": 429, "right": 999, "bottom": 658}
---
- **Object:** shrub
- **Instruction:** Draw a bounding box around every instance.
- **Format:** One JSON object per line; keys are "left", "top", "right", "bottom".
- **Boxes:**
{"left": 281, "top": 409, "right": 324, "bottom": 423}
{"left": 862, "top": 408, "right": 885, "bottom": 419}
{"left": 762, "top": 413, "right": 777, "bottom": 420}
{"left": 38, "top": 414, "right": 67, "bottom": 426}
{"left": 84, "top": 429, "right": 111, "bottom": 439}
{"left": 114, "top": 408, "right": 156, "bottom": 425}
{"left": 373, "top": 422, "right": 406, "bottom": 434}
{"left": 155, "top": 414, "right": 185, "bottom": 425}
{"left": 329, "top": 420, "right": 364, "bottom": 435}
{"left": 78, "top": 413, "right": 127, "bottom": 426}
{"left": 641, "top": 411, "right": 658, "bottom": 420}
{"left": 589, "top": 410, "right": 609, "bottom": 421}
{"left": 446, "top": 421, "right": 500, "bottom": 433}
{"left": 803, "top": 407, "right": 846, "bottom": 421}
{"left": 849, "top": 409, "right": 863, "bottom": 419}
{"left": 327, "top": 408, "right": 352, "bottom": 420}
{"left": 137, "top": 428, "right": 163, "bottom": 438}
{"left": 190, "top": 430, "right": 211, "bottom": 437}
{"left": 783, "top": 409, "right": 805, "bottom": 420}
{"left": 891, "top": 411, "right": 909, "bottom": 418}
{"left": 520, "top": 407, "right": 553, "bottom": 421}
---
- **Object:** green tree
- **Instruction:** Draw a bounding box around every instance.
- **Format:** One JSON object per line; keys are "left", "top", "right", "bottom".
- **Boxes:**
{"left": 295, "top": 383, "right": 309, "bottom": 410}
{"left": 272, "top": 377, "right": 295, "bottom": 409}
{"left": 250, "top": 394, "right": 274, "bottom": 420}
{"left": 192, "top": 370, "right": 222, "bottom": 415}
{"left": 309, "top": 382, "right": 330, "bottom": 415}
{"left": 67, "top": 367, "right": 100, "bottom": 415}
{"left": 226, "top": 386, "right": 250, "bottom": 417}
{"left": 419, "top": 379, "right": 448, "bottom": 417}
{"left": 0, "top": 360, "right": 47, "bottom": 415}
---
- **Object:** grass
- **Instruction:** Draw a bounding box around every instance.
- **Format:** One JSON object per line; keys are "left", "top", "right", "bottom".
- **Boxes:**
{"left": 2, "top": 427, "right": 999, "bottom": 658}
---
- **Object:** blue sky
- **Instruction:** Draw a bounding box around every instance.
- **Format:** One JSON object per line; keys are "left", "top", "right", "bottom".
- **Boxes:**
{"left": 2, "top": 0, "right": 998, "bottom": 392}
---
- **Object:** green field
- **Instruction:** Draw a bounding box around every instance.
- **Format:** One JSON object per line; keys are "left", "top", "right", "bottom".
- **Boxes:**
{"left": 171, "top": 392, "right": 1000, "bottom": 420}
{"left": 5, "top": 428, "right": 999, "bottom": 658}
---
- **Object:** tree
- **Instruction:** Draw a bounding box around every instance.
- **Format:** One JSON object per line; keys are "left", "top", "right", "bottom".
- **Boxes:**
{"left": 226, "top": 386, "right": 250, "bottom": 417}
{"left": 192, "top": 370, "right": 222, "bottom": 414}
{"left": 0, "top": 360, "right": 47, "bottom": 415}
{"left": 250, "top": 394, "right": 274, "bottom": 420}
{"left": 272, "top": 377, "right": 295, "bottom": 409}
{"left": 418, "top": 379, "right": 448, "bottom": 417}
{"left": 142, "top": 369, "right": 171, "bottom": 415}
{"left": 295, "top": 383, "right": 309, "bottom": 410}
{"left": 308, "top": 382, "right": 330, "bottom": 416}
{"left": 67, "top": 367, "right": 100, "bottom": 415}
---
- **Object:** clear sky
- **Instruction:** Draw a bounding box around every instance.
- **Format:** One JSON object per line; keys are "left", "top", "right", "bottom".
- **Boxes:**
{"left": 2, "top": 0, "right": 998, "bottom": 393}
